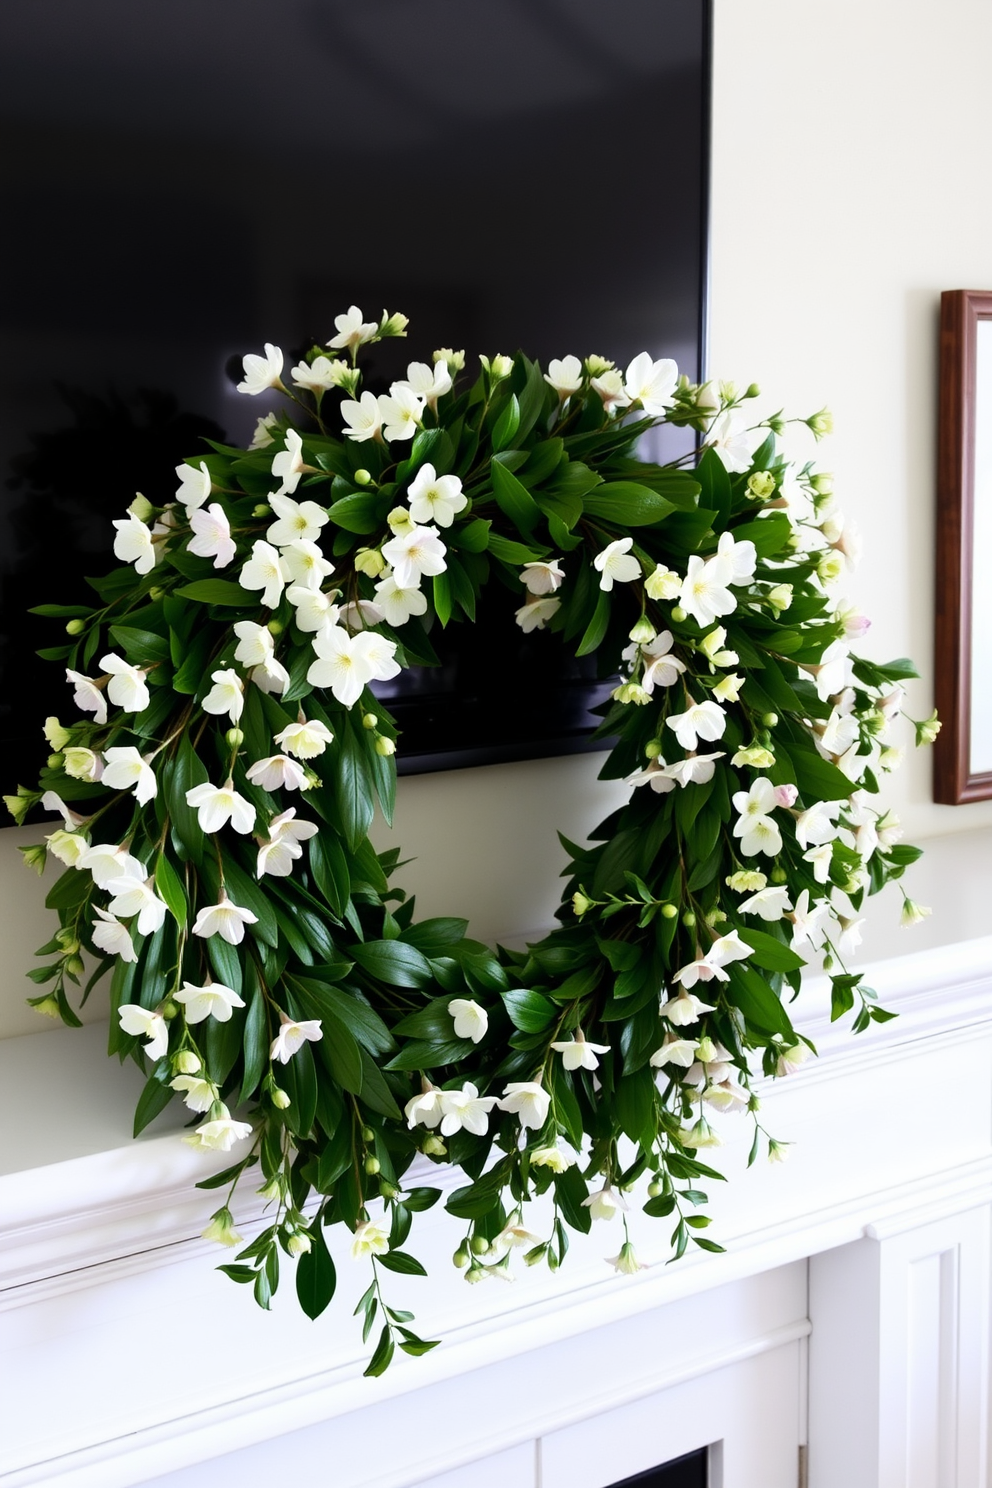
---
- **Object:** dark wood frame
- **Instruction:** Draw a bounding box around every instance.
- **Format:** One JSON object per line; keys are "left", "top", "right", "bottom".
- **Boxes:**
{"left": 934, "top": 289, "right": 992, "bottom": 803}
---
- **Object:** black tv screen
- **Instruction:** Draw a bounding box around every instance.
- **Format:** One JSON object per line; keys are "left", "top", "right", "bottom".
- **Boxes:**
{"left": 0, "top": 0, "right": 710, "bottom": 779}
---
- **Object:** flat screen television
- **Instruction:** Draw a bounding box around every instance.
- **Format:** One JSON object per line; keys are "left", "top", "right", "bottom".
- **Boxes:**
{"left": 0, "top": 0, "right": 711, "bottom": 780}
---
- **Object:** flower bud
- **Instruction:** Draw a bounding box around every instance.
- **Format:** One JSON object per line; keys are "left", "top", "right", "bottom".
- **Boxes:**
{"left": 746, "top": 471, "right": 776, "bottom": 500}
{"left": 489, "top": 353, "right": 514, "bottom": 380}
{"left": 770, "top": 867, "right": 788, "bottom": 884}
{"left": 362, "top": 712, "right": 378, "bottom": 730}
{"left": 524, "top": 1243, "right": 548, "bottom": 1267}
{"left": 362, "top": 1126, "right": 375, "bottom": 1142}
{"left": 128, "top": 492, "right": 155, "bottom": 522}
{"left": 257, "top": 1175, "right": 283, "bottom": 1202}
{"left": 647, "top": 1178, "right": 664, "bottom": 1198}
{"left": 32, "top": 995, "right": 62, "bottom": 1019}
{"left": 18, "top": 843, "right": 47, "bottom": 875}
{"left": 807, "top": 408, "right": 834, "bottom": 439}
{"left": 286, "top": 1229, "right": 312, "bottom": 1257}
{"left": 44, "top": 717, "right": 72, "bottom": 750}
{"left": 423, "top": 1134, "right": 447, "bottom": 1156}
{"left": 387, "top": 506, "right": 414, "bottom": 532}
{"left": 572, "top": 892, "right": 592, "bottom": 918}
{"left": 767, "top": 584, "right": 793, "bottom": 613}
{"left": 65, "top": 618, "right": 86, "bottom": 635}
{"left": 453, "top": 1245, "right": 471, "bottom": 1269}
{"left": 465, "top": 1264, "right": 485, "bottom": 1284}
{"left": 364, "top": 1155, "right": 381, "bottom": 1174}
{"left": 433, "top": 348, "right": 466, "bottom": 372}
{"left": 267, "top": 619, "right": 283, "bottom": 636}
{"left": 661, "top": 903, "right": 678, "bottom": 919}
{"left": 380, "top": 1182, "right": 399, "bottom": 1200}
{"left": 201, "top": 1207, "right": 243, "bottom": 1248}
{"left": 612, "top": 682, "right": 651, "bottom": 706}
{"left": 354, "top": 546, "right": 387, "bottom": 578}
{"left": 762, "top": 712, "right": 778, "bottom": 728}
{"left": 682, "top": 910, "right": 696, "bottom": 928}
{"left": 379, "top": 311, "right": 409, "bottom": 338}
{"left": 768, "top": 413, "right": 786, "bottom": 435}
{"left": 162, "top": 1000, "right": 179, "bottom": 1020}
{"left": 174, "top": 1050, "right": 201, "bottom": 1074}
{"left": 374, "top": 736, "right": 396, "bottom": 757}
{"left": 271, "top": 1086, "right": 291, "bottom": 1109}
{"left": 670, "top": 605, "right": 687, "bottom": 623}
{"left": 719, "top": 380, "right": 739, "bottom": 403}
{"left": 470, "top": 1234, "right": 490, "bottom": 1255}
{"left": 226, "top": 728, "right": 244, "bottom": 748}
{"left": 914, "top": 709, "right": 941, "bottom": 746}
{"left": 252, "top": 503, "right": 272, "bottom": 518}
{"left": 810, "top": 472, "right": 833, "bottom": 495}
{"left": 354, "top": 468, "right": 373, "bottom": 486}
{"left": 65, "top": 954, "right": 85, "bottom": 977}
{"left": 644, "top": 739, "right": 663, "bottom": 759}
{"left": 628, "top": 615, "right": 656, "bottom": 645}
{"left": 744, "top": 383, "right": 761, "bottom": 399}
{"left": 901, "top": 899, "right": 932, "bottom": 927}
{"left": 47, "top": 753, "right": 63, "bottom": 770}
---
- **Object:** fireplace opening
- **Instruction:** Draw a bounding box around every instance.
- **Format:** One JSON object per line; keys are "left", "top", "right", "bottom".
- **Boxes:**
{"left": 609, "top": 1447, "right": 708, "bottom": 1488}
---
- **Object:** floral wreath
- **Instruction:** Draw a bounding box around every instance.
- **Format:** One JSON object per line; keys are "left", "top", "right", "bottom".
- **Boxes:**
{"left": 8, "top": 306, "right": 937, "bottom": 1375}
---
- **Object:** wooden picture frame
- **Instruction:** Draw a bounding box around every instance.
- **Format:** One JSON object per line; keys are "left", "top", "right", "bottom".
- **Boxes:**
{"left": 934, "top": 289, "right": 992, "bottom": 802}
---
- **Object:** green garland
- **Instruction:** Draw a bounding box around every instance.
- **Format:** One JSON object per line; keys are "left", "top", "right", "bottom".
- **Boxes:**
{"left": 7, "top": 309, "right": 936, "bottom": 1374}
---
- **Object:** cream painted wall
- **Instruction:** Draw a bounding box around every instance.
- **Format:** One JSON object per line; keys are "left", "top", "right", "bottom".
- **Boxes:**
{"left": 3, "top": 0, "right": 992, "bottom": 1037}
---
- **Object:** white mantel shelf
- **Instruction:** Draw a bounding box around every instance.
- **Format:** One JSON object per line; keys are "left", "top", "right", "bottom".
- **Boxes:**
{"left": 2, "top": 935, "right": 991, "bottom": 1488}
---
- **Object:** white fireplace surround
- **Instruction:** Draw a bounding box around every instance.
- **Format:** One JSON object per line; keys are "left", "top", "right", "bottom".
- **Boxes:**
{"left": 1, "top": 933, "right": 990, "bottom": 1488}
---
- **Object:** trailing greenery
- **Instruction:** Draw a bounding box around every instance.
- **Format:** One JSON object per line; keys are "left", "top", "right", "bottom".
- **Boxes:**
{"left": 8, "top": 312, "right": 934, "bottom": 1373}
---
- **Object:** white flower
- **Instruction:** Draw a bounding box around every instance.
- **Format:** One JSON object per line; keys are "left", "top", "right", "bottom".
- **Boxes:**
{"left": 448, "top": 998, "right": 489, "bottom": 1044}
{"left": 667, "top": 753, "right": 726, "bottom": 789}
{"left": 715, "top": 530, "right": 757, "bottom": 585}
{"left": 876, "top": 809, "right": 903, "bottom": 849}
{"left": 339, "top": 598, "right": 386, "bottom": 631}
{"left": 406, "top": 463, "right": 467, "bottom": 528}
{"left": 184, "top": 1112, "right": 253, "bottom": 1151}
{"left": 270, "top": 1015, "right": 323, "bottom": 1063}
{"left": 794, "top": 799, "right": 841, "bottom": 848}
{"left": 170, "top": 1074, "right": 216, "bottom": 1112}
{"left": 644, "top": 564, "right": 682, "bottom": 600}
{"left": 666, "top": 698, "right": 727, "bottom": 752}
{"left": 91, "top": 907, "right": 138, "bottom": 962}
{"left": 591, "top": 369, "right": 632, "bottom": 414}
{"left": 623, "top": 351, "right": 679, "bottom": 414}
{"left": 46, "top": 829, "right": 89, "bottom": 867}
{"left": 836, "top": 915, "right": 865, "bottom": 958}
{"left": 106, "top": 876, "right": 168, "bottom": 936}
{"left": 738, "top": 886, "right": 792, "bottom": 920}
{"left": 112, "top": 513, "right": 158, "bottom": 575}
{"left": 812, "top": 640, "right": 853, "bottom": 702}
{"left": 192, "top": 893, "right": 259, "bottom": 945}
{"left": 185, "top": 780, "right": 256, "bottom": 834}
{"left": 499, "top": 1081, "right": 551, "bottom": 1130}
{"left": 790, "top": 889, "right": 831, "bottom": 951}
{"left": 663, "top": 988, "right": 716, "bottom": 1023}
{"left": 901, "top": 899, "right": 932, "bottom": 927}
{"left": 399, "top": 360, "right": 452, "bottom": 407}
{"left": 118, "top": 1004, "right": 169, "bottom": 1060}
{"left": 593, "top": 537, "right": 641, "bottom": 591}
{"left": 374, "top": 573, "right": 429, "bottom": 627}
{"left": 544, "top": 355, "right": 584, "bottom": 397}
{"left": 625, "top": 760, "right": 677, "bottom": 794}
{"left": 607, "top": 1242, "right": 646, "bottom": 1274}
{"left": 188, "top": 503, "right": 237, "bottom": 568}
{"left": 174, "top": 980, "right": 246, "bottom": 1024}
{"left": 279, "top": 541, "right": 334, "bottom": 593}
{"left": 529, "top": 1143, "right": 576, "bottom": 1172}
{"left": 640, "top": 631, "right": 686, "bottom": 692}
{"left": 100, "top": 653, "right": 150, "bottom": 713}
{"left": 102, "top": 747, "right": 157, "bottom": 805}
{"left": 66, "top": 669, "right": 108, "bottom": 726}
{"left": 175, "top": 460, "right": 213, "bottom": 510}
{"left": 245, "top": 754, "right": 308, "bottom": 792}
{"left": 291, "top": 355, "right": 352, "bottom": 392}
{"left": 439, "top": 1081, "right": 498, "bottom": 1137}
{"left": 378, "top": 384, "right": 425, "bottom": 442}
{"left": 405, "top": 1085, "right": 445, "bottom": 1130}
{"left": 286, "top": 584, "right": 339, "bottom": 632}
{"left": 520, "top": 560, "right": 565, "bottom": 595}
{"left": 266, "top": 491, "right": 329, "bottom": 547}
{"left": 678, "top": 554, "right": 736, "bottom": 627}
{"left": 515, "top": 597, "right": 561, "bottom": 632}
{"left": 63, "top": 746, "right": 103, "bottom": 782}
{"left": 79, "top": 842, "right": 145, "bottom": 888}
{"left": 351, "top": 1219, "right": 390, "bottom": 1258}
{"left": 274, "top": 717, "right": 333, "bottom": 759}
{"left": 308, "top": 625, "right": 396, "bottom": 707}
{"left": 256, "top": 809, "right": 318, "bottom": 877}
{"left": 252, "top": 655, "right": 291, "bottom": 697}
{"left": 650, "top": 1033, "right": 698, "bottom": 1068}
{"left": 732, "top": 777, "right": 783, "bottom": 858}
{"left": 381, "top": 523, "right": 447, "bottom": 586}
{"left": 237, "top": 343, "right": 284, "bottom": 395}
{"left": 40, "top": 790, "right": 84, "bottom": 827}
{"left": 233, "top": 620, "right": 274, "bottom": 669}
{"left": 328, "top": 304, "right": 378, "bottom": 352}
{"left": 803, "top": 844, "right": 833, "bottom": 883}
{"left": 201, "top": 669, "right": 245, "bottom": 724}
{"left": 240, "top": 540, "right": 289, "bottom": 609}
{"left": 708, "top": 410, "right": 759, "bottom": 473}
{"left": 550, "top": 1032, "right": 611, "bottom": 1071}
{"left": 582, "top": 1184, "right": 629, "bottom": 1222}
{"left": 775, "top": 1042, "right": 811, "bottom": 1078}
{"left": 340, "top": 391, "right": 382, "bottom": 443}
{"left": 250, "top": 413, "right": 279, "bottom": 449}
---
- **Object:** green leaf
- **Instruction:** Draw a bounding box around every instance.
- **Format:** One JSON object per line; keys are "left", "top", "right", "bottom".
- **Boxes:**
{"left": 576, "top": 588, "right": 610, "bottom": 657}
{"left": 502, "top": 987, "right": 556, "bottom": 1032}
{"left": 364, "top": 1323, "right": 395, "bottom": 1377}
{"left": 107, "top": 625, "right": 170, "bottom": 665}
{"left": 338, "top": 720, "right": 375, "bottom": 852}
{"left": 377, "top": 1248, "right": 427, "bottom": 1277}
{"left": 791, "top": 747, "right": 858, "bottom": 803}
{"left": 165, "top": 736, "right": 207, "bottom": 862}
{"left": 350, "top": 939, "right": 433, "bottom": 988}
{"left": 133, "top": 1071, "right": 174, "bottom": 1136}
{"left": 326, "top": 493, "right": 381, "bottom": 534}
{"left": 433, "top": 569, "right": 453, "bottom": 626}
{"left": 308, "top": 832, "right": 350, "bottom": 918}
{"left": 154, "top": 850, "right": 187, "bottom": 929}
{"left": 175, "top": 579, "right": 250, "bottom": 606}
{"left": 583, "top": 480, "right": 676, "bottom": 526}
{"left": 490, "top": 458, "right": 541, "bottom": 533}
{"left": 296, "top": 1224, "right": 337, "bottom": 1320}
{"left": 492, "top": 393, "right": 521, "bottom": 451}
{"left": 736, "top": 926, "right": 805, "bottom": 972}
{"left": 726, "top": 965, "right": 795, "bottom": 1038}
{"left": 240, "top": 975, "right": 268, "bottom": 1101}
{"left": 401, "top": 917, "right": 469, "bottom": 956}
